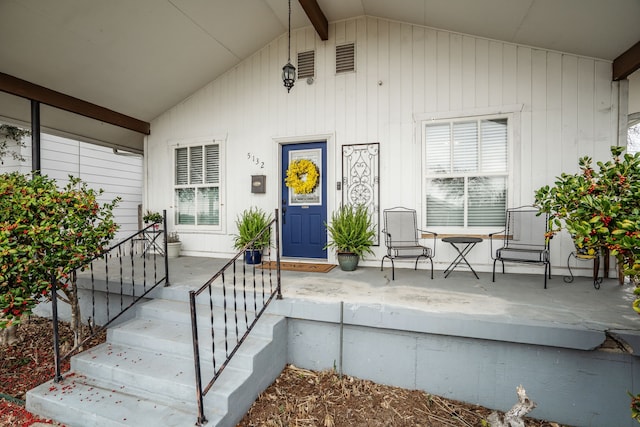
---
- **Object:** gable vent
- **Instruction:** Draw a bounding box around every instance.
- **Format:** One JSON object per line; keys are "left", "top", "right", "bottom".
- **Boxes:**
{"left": 297, "top": 50, "right": 315, "bottom": 79}
{"left": 336, "top": 43, "right": 355, "bottom": 73}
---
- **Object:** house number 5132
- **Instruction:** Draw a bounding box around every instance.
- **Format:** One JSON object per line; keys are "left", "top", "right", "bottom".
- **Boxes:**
{"left": 247, "top": 152, "right": 265, "bottom": 169}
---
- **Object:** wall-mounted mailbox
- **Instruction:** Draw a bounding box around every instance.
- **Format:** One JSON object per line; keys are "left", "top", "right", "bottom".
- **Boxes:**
{"left": 251, "top": 175, "right": 266, "bottom": 193}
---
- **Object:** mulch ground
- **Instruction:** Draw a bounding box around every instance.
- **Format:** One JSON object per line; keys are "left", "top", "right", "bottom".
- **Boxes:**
{"left": 238, "top": 365, "right": 564, "bottom": 427}
{"left": 2, "top": 317, "right": 567, "bottom": 427}
{"left": 0, "top": 316, "right": 105, "bottom": 427}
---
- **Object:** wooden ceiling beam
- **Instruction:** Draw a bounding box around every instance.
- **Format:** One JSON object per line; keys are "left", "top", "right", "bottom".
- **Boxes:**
{"left": 613, "top": 41, "right": 640, "bottom": 81}
{"left": 0, "top": 72, "right": 150, "bottom": 135}
{"left": 299, "top": 0, "right": 328, "bottom": 41}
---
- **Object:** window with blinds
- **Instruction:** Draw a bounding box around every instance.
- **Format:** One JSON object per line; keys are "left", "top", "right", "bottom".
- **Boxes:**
{"left": 424, "top": 117, "right": 508, "bottom": 227}
{"left": 175, "top": 143, "right": 221, "bottom": 227}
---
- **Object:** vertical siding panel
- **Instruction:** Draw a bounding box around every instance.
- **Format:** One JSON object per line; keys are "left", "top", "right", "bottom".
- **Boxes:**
{"left": 546, "top": 52, "right": 563, "bottom": 179}
{"left": 268, "top": 41, "right": 280, "bottom": 137}
{"left": 400, "top": 23, "right": 413, "bottom": 121}
{"left": 560, "top": 54, "right": 579, "bottom": 263}
{"left": 475, "top": 38, "right": 489, "bottom": 108}
{"left": 412, "top": 25, "right": 425, "bottom": 208}
{"left": 449, "top": 33, "right": 463, "bottom": 111}
{"left": 289, "top": 29, "right": 304, "bottom": 135}
{"left": 594, "top": 60, "right": 614, "bottom": 152}
{"left": 308, "top": 28, "right": 322, "bottom": 134}
{"left": 319, "top": 24, "right": 335, "bottom": 133}
{"left": 423, "top": 28, "right": 437, "bottom": 112}
{"left": 258, "top": 50, "right": 271, "bottom": 140}
{"left": 401, "top": 23, "right": 416, "bottom": 200}
{"left": 516, "top": 46, "right": 532, "bottom": 203}
{"left": 436, "top": 31, "right": 450, "bottom": 111}
{"left": 488, "top": 41, "right": 503, "bottom": 107}
{"left": 502, "top": 44, "right": 517, "bottom": 105}
{"left": 530, "top": 49, "right": 548, "bottom": 196}
{"left": 577, "top": 58, "right": 596, "bottom": 156}
{"left": 388, "top": 21, "right": 402, "bottom": 134}
{"left": 377, "top": 20, "right": 391, "bottom": 203}
{"left": 333, "top": 18, "right": 346, "bottom": 150}
{"left": 366, "top": 17, "right": 379, "bottom": 143}
{"left": 245, "top": 56, "right": 256, "bottom": 138}
{"left": 412, "top": 26, "right": 425, "bottom": 114}
{"left": 335, "top": 21, "right": 347, "bottom": 146}
{"left": 259, "top": 49, "right": 271, "bottom": 137}
{"left": 277, "top": 34, "right": 290, "bottom": 135}
{"left": 344, "top": 20, "right": 358, "bottom": 144}
{"left": 303, "top": 27, "right": 317, "bottom": 133}
{"left": 355, "top": 17, "right": 368, "bottom": 144}
{"left": 388, "top": 21, "right": 405, "bottom": 198}
{"left": 324, "top": 23, "right": 336, "bottom": 135}
{"left": 461, "top": 36, "right": 476, "bottom": 110}
{"left": 561, "top": 55, "right": 579, "bottom": 170}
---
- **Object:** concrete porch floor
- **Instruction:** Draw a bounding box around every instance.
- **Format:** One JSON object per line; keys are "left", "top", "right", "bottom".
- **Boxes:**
{"left": 163, "top": 255, "right": 640, "bottom": 340}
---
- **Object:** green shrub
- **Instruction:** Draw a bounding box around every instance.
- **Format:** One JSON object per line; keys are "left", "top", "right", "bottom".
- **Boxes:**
{"left": 324, "top": 204, "right": 375, "bottom": 257}
{"left": 233, "top": 207, "right": 273, "bottom": 250}
{"left": 0, "top": 172, "right": 119, "bottom": 344}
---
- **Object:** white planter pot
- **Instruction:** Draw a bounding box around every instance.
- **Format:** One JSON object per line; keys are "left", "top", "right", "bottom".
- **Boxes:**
{"left": 167, "top": 242, "right": 181, "bottom": 258}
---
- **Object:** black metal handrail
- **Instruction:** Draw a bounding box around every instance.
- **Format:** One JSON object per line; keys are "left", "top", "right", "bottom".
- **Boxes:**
{"left": 190, "top": 209, "right": 281, "bottom": 426}
{"left": 51, "top": 210, "right": 170, "bottom": 382}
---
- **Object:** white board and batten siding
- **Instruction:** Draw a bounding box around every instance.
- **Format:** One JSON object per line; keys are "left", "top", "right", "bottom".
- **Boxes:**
{"left": 1, "top": 133, "right": 143, "bottom": 241}
{"left": 146, "top": 16, "right": 620, "bottom": 274}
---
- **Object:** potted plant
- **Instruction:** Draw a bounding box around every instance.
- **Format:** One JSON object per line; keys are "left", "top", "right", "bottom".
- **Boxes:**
{"left": 166, "top": 231, "right": 181, "bottom": 258}
{"left": 535, "top": 146, "right": 640, "bottom": 310}
{"left": 233, "top": 207, "right": 273, "bottom": 264}
{"left": 143, "top": 210, "right": 163, "bottom": 229}
{"left": 324, "top": 204, "right": 376, "bottom": 271}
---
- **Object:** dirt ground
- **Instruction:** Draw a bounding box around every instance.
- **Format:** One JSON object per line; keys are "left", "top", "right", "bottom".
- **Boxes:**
{"left": 1, "top": 317, "right": 565, "bottom": 427}
{"left": 237, "top": 365, "right": 563, "bottom": 427}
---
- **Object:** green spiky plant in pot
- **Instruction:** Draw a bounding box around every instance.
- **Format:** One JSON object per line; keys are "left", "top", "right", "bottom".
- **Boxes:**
{"left": 324, "top": 204, "right": 376, "bottom": 271}
{"left": 233, "top": 207, "right": 273, "bottom": 264}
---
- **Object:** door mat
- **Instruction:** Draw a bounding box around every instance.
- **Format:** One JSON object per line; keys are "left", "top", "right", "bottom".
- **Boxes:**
{"left": 259, "top": 261, "right": 336, "bottom": 273}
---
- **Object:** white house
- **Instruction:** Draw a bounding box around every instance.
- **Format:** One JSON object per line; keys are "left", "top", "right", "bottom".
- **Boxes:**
{"left": 1, "top": 2, "right": 638, "bottom": 278}
{"left": 144, "top": 15, "right": 634, "bottom": 277}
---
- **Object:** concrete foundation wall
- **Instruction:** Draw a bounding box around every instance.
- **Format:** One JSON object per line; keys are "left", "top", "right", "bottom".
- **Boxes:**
{"left": 273, "top": 299, "right": 640, "bottom": 427}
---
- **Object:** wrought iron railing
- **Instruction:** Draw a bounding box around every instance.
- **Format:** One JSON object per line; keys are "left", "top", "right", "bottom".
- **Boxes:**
{"left": 190, "top": 210, "right": 281, "bottom": 426}
{"left": 50, "top": 210, "right": 170, "bottom": 382}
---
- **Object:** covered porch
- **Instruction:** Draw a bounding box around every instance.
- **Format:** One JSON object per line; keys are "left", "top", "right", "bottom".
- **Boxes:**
{"left": 153, "top": 255, "right": 640, "bottom": 425}
{"left": 32, "top": 250, "right": 640, "bottom": 426}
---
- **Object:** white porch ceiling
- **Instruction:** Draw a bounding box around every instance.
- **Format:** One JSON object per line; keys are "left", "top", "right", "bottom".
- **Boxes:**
{"left": 1, "top": 0, "right": 639, "bottom": 152}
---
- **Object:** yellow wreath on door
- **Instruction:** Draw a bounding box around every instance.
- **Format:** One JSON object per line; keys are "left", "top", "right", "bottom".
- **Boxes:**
{"left": 285, "top": 159, "right": 319, "bottom": 194}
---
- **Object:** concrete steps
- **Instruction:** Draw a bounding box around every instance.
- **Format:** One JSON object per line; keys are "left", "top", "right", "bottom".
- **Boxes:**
{"left": 26, "top": 298, "right": 287, "bottom": 427}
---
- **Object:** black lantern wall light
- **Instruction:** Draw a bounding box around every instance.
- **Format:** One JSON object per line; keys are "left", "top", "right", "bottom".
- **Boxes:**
{"left": 282, "top": 0, "right": 296, "bottom": 92}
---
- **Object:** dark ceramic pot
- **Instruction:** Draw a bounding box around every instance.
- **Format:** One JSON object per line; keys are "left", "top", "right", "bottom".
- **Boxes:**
{"left": 337, "top": 252, "right": 359, "bottom": 271}
{"left": 245, "top": 249, "right": 262, "bottom": 264}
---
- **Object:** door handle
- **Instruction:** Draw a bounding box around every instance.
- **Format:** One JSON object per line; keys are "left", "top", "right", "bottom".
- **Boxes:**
{"left": 282, "top": 199, "right": 287, "bottom": 225}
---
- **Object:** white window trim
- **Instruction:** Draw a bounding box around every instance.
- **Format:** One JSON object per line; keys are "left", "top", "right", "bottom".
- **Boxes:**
{"left": 171, "top": 137, "right": 225, "bottom": 232}
{"left": 420, "top": 111, "right": 517, "bottom": 235}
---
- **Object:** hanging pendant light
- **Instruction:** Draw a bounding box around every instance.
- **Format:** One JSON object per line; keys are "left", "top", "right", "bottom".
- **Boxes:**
{"left": 282, "top": 0, "right": 296, "bottom": 92}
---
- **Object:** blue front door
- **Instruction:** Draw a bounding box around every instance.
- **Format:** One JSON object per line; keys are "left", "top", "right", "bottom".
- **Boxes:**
{"left": 281, "top": 142, "right": 327, "bottom": 258}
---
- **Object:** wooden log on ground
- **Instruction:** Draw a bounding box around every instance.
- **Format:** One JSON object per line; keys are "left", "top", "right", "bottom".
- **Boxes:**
{"left": 488, "top": 385, "right": 536, "bottom": 427}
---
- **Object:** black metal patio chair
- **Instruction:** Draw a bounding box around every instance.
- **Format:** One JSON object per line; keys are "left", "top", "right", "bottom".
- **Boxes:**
{"left": 489, "top": 205, "right": 551, "bottom": 288}
{"left": 381, "top": 207, "right": 438, "bottom": 279}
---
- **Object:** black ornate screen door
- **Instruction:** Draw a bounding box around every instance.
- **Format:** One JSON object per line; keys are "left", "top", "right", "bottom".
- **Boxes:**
{"left": 342, "top": 143, "right": 380, "bottom": 245}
